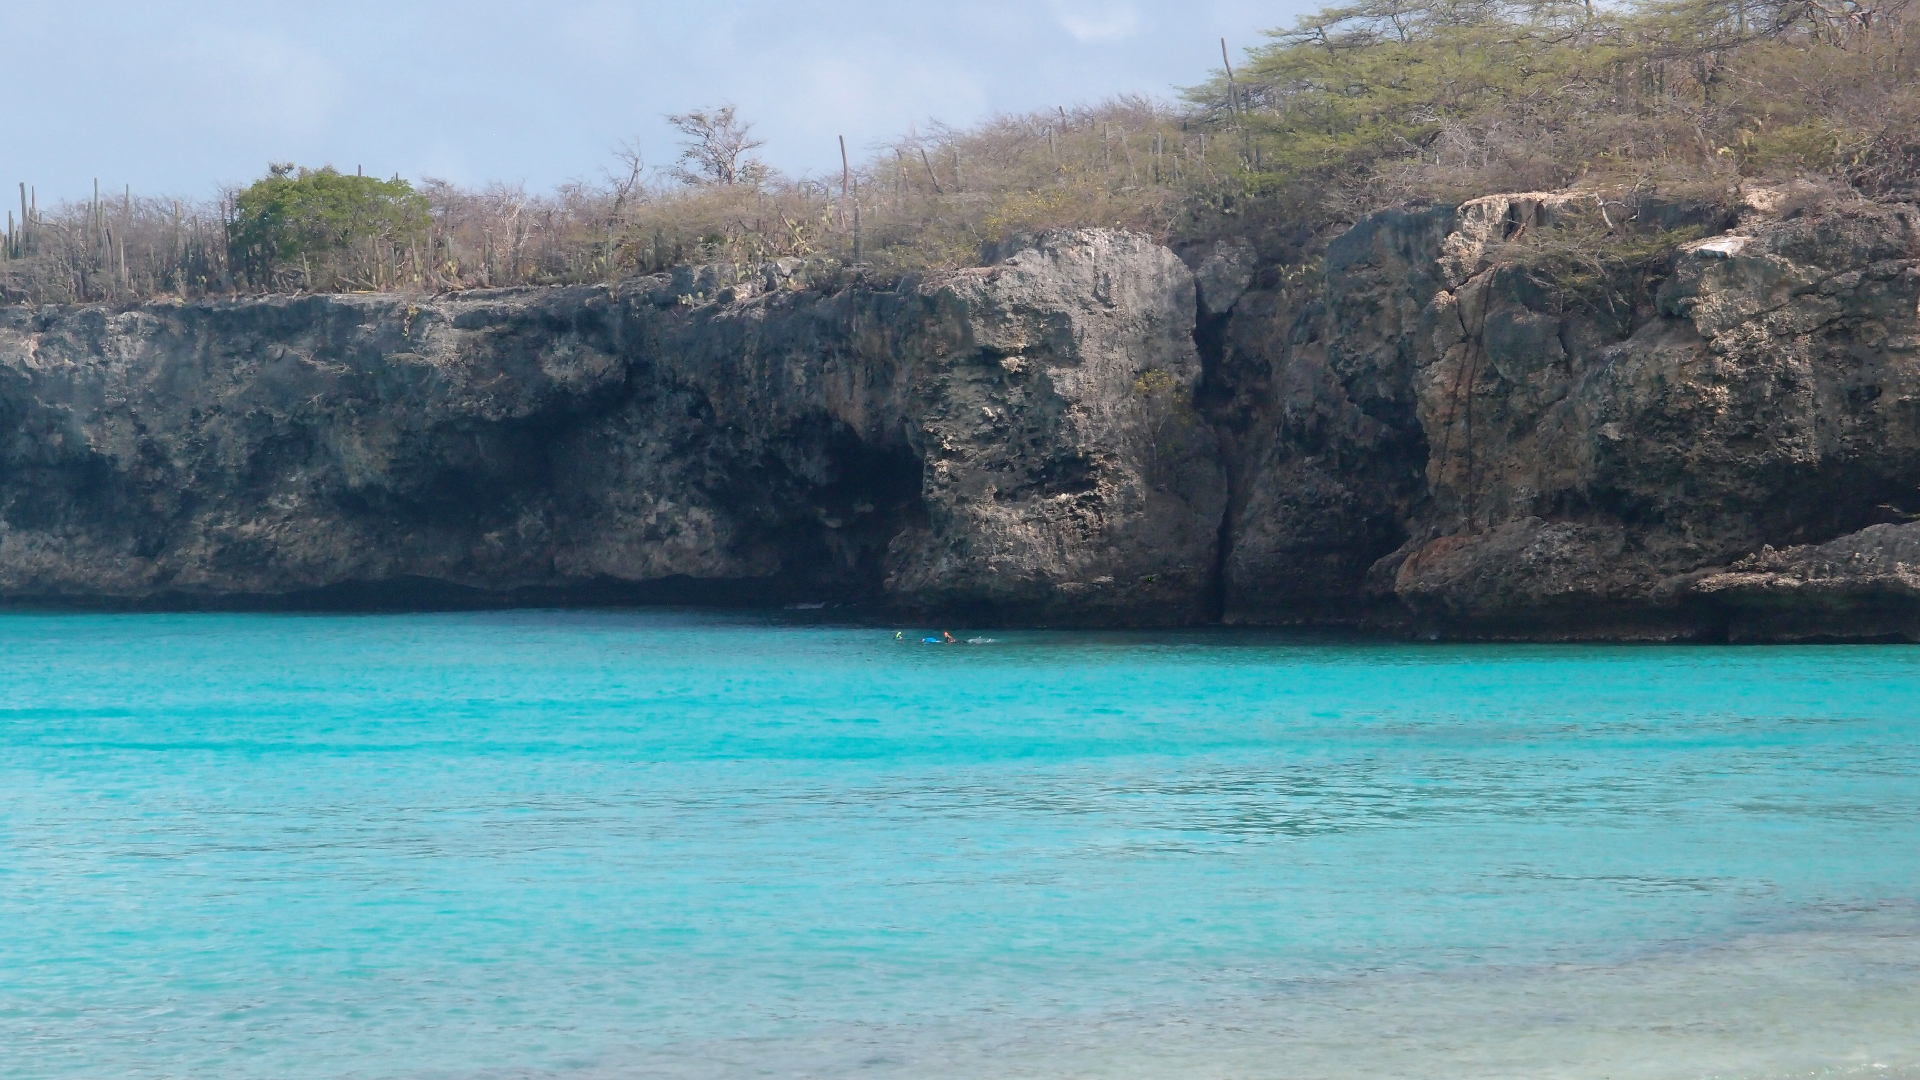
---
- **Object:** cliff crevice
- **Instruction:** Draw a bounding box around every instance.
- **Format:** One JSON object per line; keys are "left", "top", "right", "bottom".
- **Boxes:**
{"left": 9, "top": 201, "right": 1920, "bottom": 639}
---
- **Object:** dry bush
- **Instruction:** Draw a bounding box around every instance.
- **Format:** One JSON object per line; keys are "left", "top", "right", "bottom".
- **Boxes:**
{"left": 2, "top": 188, "right": 230, "bottom": 304}
{"left": 405, "top": 96, "right": 1206, "bottom": 288}
{"left": 7, "top": 0, "right": 1920, "bottom": 306}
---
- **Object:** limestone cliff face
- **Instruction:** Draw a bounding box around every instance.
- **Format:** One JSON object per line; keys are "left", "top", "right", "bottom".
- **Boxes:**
{"left": 0, "top": 231, "right": 1223, "bottom": 623}
{"left": 1216, "top": 194, "right": 1920, "bottom": 639}
{"left": 9, "top": 203, "right": 1920, "bottom": 638}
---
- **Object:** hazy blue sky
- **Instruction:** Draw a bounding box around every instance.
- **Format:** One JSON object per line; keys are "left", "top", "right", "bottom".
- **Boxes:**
{"left": 7, "top": 1, "right": 1314, "bottom": 204}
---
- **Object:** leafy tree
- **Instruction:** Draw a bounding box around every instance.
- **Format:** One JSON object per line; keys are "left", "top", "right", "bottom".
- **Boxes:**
{"left": 1189, "top": 0, "right": 1920, "bottom": 230}
{"left": 666, "top": 105, "right": 769, "bottom": 186}
{"left": 229, "top": 166, "right": 430, "bottom": 290}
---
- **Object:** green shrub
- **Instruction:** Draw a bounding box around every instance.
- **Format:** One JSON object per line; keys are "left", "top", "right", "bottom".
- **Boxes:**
{"left": 11, "top": 0, "right": 1920, "bottom": 307}
{"left": 229, "top": 166, "right": 430, "bottom": 291}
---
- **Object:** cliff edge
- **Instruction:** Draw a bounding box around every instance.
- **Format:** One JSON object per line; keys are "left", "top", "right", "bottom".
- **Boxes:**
{"left": 8, "top": 202, "right": 1920, "bottom": 639}
{"left": 0, "top": 231, "right": 1223, "bottom": 623}
{"left": 1216, "top": 193, "right": 1920, "bottom": 639}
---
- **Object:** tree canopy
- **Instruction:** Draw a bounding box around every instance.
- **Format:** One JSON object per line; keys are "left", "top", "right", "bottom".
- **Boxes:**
{"left": 1186, "top": 0, "right": 1920, "bottom": 223}
{"left": 229, "top": 166, "right": 430, "bottom": 291}
{"left": 11, "top": 0, "right": 1918, "bottom": 306}
{"left": 665, "top": 106, "right": 769, "bottom": 187}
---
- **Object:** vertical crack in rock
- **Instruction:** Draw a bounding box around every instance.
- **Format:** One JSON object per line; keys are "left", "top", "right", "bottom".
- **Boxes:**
{"left": 11, "top": 197, "right": 1920, "bottom": 640}
{"left": 0, "top": 230, "right": 1226, "bottom": 626}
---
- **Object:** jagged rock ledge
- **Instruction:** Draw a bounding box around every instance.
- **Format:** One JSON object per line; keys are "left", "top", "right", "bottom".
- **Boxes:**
{"left": 0, "top": 232, "right": 1222, "bottom": 625}
{"left": 8, "top": 200, "right": 1920, "bottom": 640}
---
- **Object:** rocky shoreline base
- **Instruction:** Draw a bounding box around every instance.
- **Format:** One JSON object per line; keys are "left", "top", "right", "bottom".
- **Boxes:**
{"left": 7, "top": 195, "right": 1920, "bottom": 640}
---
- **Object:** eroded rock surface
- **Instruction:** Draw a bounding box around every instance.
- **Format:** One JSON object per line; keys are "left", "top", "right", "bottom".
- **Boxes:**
{"left": 1218, "top": 193, "right": 1920, "bottom": 638}
{"left": 0, "top": 231, "right": 1223, "bottom": 623}
{"left": 11, "top": 200, "right": 1920, "bottom": 639}
{"left": 1691, "top": 523, "right": 1920, "bottom": 641}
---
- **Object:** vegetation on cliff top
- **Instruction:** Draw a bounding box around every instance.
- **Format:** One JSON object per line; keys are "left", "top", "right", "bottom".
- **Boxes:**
{"left": 3, "top": 0, "right": 1913, "bottom": 305}
{"left": 227, "top": 166, "right": 431, "bottom": 293}
{"left": 1212, "top": 0, "right": 1919, "bottom": 221}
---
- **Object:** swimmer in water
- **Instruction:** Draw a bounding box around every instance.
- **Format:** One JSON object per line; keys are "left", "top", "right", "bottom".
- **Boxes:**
{"left": 943, "top": 631, "right": 956, "bottom": 643}
{"left": 894, "top": 631, "right": 903, "bottom": 641}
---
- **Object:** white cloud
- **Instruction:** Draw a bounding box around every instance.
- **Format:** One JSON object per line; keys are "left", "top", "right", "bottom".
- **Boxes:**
{"left": 6, "top": 0, "right": 1319, "bottom": 198}
{"left": 1048, "top": 0, "right": 1141, "bottom": 43}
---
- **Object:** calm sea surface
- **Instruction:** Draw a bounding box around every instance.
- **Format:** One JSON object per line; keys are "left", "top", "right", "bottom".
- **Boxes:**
{"left": 3, "top": 611, "right": 1917, "bottom": 1079}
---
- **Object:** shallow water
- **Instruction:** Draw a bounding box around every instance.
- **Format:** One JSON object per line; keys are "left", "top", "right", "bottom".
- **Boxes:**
{"left": 3, "top": 611, "right": 1916, "bottom": 1079}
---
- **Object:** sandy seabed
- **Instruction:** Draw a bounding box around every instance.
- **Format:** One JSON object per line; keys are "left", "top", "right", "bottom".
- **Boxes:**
{"left": 605, "top": 915, "right": 1920, "bottom": 1080}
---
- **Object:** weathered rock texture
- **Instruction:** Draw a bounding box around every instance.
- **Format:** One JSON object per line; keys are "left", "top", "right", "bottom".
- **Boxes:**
{"left": 0, "top": 231, "right": 1222, "bottom": 623}
{"left": 1215, "top": 193, "right": 1920, "bottom": 639}
{"left": 9, "top": 201, "right": 1920, "bottom": 639}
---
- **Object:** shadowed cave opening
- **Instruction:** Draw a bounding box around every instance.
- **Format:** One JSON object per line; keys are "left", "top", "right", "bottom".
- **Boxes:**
{"left": 712, "top": 423, "right": 928, "bottom": 605}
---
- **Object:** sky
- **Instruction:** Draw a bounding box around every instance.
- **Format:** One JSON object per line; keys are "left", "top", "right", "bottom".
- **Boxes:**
{"left": 6, "top": 1, "right": 1315, "bottom": 205}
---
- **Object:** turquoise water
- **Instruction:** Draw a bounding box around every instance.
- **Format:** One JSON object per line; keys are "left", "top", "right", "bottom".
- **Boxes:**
{"left": 3, "top": 611, "right": 1918, "bottom": 1079}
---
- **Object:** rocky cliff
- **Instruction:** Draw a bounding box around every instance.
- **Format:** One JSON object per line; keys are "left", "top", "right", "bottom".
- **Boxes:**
{"left": 8, "top": 201, "right": 1920, "bottom": 639}
{"left": 1215, "top": 192, "right": 1920, "bottom": 639}
{"left": 0, "top": 231, "right": 1222, "bottom": 623}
